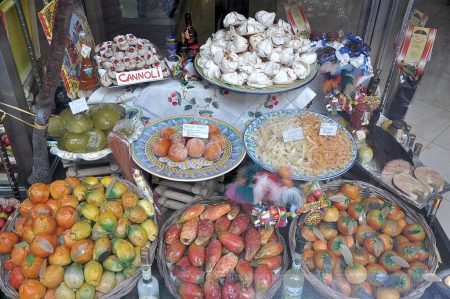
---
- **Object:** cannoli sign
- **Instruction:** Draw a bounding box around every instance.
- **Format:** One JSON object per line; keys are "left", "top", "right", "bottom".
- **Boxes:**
{"left": 116, "top": 67, "right": 163, "bottom": 86}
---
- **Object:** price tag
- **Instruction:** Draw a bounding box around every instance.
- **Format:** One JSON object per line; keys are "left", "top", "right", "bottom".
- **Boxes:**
{"left": 293, "top": 86, "right": 317, "bottom": 109}
{"left": 282, "top": 127, "right": 304, "bottom": 142}
{"left": 69, "top": 98, "right": 89, "bottom": 114}
{"left": 319, "top": 123, "right": 338, "bottom": 136}
{"left": 81, "top": 44, "right": 91, "bottom": 58}
{"left": 182, "top": 124, "right": 209, "bottom": 138}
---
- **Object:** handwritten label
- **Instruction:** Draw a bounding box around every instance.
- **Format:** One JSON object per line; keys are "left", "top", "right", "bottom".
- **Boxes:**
{"left": 81, "top": 44, "right": 91, "bottom": 58}
{"left": 282, "top": 127, "right": 304, "bottom": 142}
{"left": 182, "top": 124, "right": 209, "bottom": 138}
{"left": 319, "top": 123, "right": 338, "bottom": 136}
{"left": 116, "top": 67, "right": 163, "bottom": 86}
{"left": 69, "top": 98, "right": 89, "bottom": 114}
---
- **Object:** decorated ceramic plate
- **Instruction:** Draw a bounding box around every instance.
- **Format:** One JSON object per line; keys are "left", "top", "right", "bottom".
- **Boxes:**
{"left": 194, "top": 55, "right": 318, "bottom": 95}
{"left": 132, "top": 115, "right": 246, "bottom": 181}
{"left": 244, "top": 109, "right": 357, "bottom": 181}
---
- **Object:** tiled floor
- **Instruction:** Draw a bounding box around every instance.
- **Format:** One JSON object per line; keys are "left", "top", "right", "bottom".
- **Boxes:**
{"left": 405, "top": 0, "right": 450, "bottom": 238}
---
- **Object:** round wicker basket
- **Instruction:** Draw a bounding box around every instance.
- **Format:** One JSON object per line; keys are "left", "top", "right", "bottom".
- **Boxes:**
{"left": 289, "top": 179, "right": 439, "bottom": 299}
{"left": 0, "top": 197, "right": 20, "bottom": 233}
{"left": 157, "top": 196, "right": 289, "bottom": 299}
{"left": 0, "top": 179, "right": 157, "bottom": 299}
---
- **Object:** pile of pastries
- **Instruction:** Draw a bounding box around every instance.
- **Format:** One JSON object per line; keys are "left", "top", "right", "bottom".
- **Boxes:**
{"left": 197, "top": 11, "right": 317, "bottom": 87}
{"left": 152, "top": 122, "right": 226, "bottom": 162}
{"left": 94, "top": 34, "right": 170, "bottom": 87}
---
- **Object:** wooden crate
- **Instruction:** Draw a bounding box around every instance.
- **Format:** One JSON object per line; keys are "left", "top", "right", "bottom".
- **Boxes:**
{"left": 62, "top": 157, "right": 120, "bottom": 178}
{"left": 153, "top": 176, "right": 225, "bottom": 210}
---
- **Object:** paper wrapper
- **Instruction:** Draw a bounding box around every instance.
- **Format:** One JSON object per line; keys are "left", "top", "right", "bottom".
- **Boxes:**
{"left": 396, "top": 25, "right": 437, "bottom": 81}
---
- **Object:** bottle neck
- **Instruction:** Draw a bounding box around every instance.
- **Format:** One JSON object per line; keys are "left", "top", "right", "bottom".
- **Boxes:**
{"left": 185, "top": 14, "right": 193, "bottom": 27}
{"left": 142, "top": 266, "right": 152, "bottom": 283}
{"left": 373, "top": 70, "right": 381, "bottom": 79}
{"left": 292, "top": 259, "right": 302, "bottom": 271}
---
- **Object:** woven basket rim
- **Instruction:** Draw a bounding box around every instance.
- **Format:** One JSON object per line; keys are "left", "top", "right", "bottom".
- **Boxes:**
{"left": 288, "top": 179, "right": 439, "bottom": 299}
{"left": 0, "top": 178, "right": 157, "bottom": 299}
{"left": 157, "top": 196, "right": 289, "bottom": 299}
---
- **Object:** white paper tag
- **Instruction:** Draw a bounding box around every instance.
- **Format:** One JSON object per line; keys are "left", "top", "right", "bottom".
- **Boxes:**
{"left": 182, "top": 124, "right": 209, "bottom": 138}
{"left": 282, "top": 127, "right": 304, "bottom": 142}
{"left": 293, "top": 86, "right": 317, "bottom": 109}
{"left": 116, "top": 67, "right": 163, "bottom": 86}
{"left": 69, "top": 98, "right": 89, "bottom": 114}
{"left": 81, "top": 44, "right": 91, "bottom": 58}
{"left": 319, "top": 123, "right": 338, "bottom": 136}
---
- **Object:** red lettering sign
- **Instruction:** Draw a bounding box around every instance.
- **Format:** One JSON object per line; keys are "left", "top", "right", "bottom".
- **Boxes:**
{"left": 115, "top": 67, "right": 164, "bottom": 86}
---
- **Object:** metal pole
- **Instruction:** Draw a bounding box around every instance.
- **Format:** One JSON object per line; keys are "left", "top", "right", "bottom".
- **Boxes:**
{"left": 373, "top": 0, "right": 400, "bottom": 70}
{"left": 0, "top": 24, "right": 34, "bottom": 183}
{"left": 381, "top": 0, "right": 415, "bottom": 107}
{"left": 0, "top": 129, "right": 21, "bottom": 199}
{"left": 14, "top": 0, "right": 42, "bottom": 88}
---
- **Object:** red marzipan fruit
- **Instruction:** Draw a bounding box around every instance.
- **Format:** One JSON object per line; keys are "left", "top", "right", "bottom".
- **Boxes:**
{"left": 215, "top": 216, "right": 231, "bottom": 235}
{"left": 195, "top": 220, "right": 214, "bottom": 246}
{"left": 180, "top": 218, "right": 199, "bottom": 245}
{"left": 178, "top": 283, "right": 204, "bottom": 299}
{"left": 227, "top": 201, "right": 240, "bottom": 220}
{"left": 177, "top": 204, "right": 205, "bottom": 224}
{"left": 254, "top": 265, "right": 274, "bottom": 294}
{"left": 244, "top": 227, "right": 261, "bottom": 261}
{"left": 200, "top": 203, "right": 231, "bottom": 221}
{"left": 239, "top": 286, "right": 256, "bottom": 299}
{"left": 254, "top": 242, "right": 283, "bottom": 260}
{"left": 171, "top": 265, "right": 205, "bottom": 284}
{"left": 218, "top": 231, "right": 244, "bottom": 254}
{"left": 211, "top": 252, "right": 238, "bottom": 280}
{"left": 222, "top": 273, "right": 240, "bottom": 299}
{"left": 188, "top": 243, "right": 206, "bottom": 267}
{"left": 165, "top": 239, "right": 186, "bottom": 264}
{"left": 204, "top": 275, "right": 221, "bottom": 299}
{"left": 236, "top": 259, "right": 253, "bottom": 288}
{"left": 164, "top": 224, "right": 182, "bottom": 244}
{"left": 228, "top": 213, "right": 250, "bottom": 236}
{"left": 175, "top": 256, "right": 191, "bottom": 267}
{"left": 205, "top": 239, "right": 222, "bottom": 273}
{"left": 253, "top": 256, "right": 282, "bottom": 270}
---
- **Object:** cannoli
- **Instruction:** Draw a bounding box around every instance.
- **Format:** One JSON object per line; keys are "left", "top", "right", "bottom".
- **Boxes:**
{"left": 114, "top": 35, "right": 129, "bottom": 50}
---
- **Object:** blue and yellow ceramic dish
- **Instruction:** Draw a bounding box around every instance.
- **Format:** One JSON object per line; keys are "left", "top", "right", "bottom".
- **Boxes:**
{"left": 243, "top": 109, "right": 357, "bottom": 181}
{"left": 132, "top": 115, "right": 246, "bottom": 181}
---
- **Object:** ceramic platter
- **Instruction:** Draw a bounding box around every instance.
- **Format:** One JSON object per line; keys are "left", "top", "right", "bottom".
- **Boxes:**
{"left": 244, "top": 109, "right": 357, "bottom": 181}
{"left": 194, "top": 55, "right": 318, "bottom": 95}
{"left": 132, "top": 115, "right": 246, "bottom": 182}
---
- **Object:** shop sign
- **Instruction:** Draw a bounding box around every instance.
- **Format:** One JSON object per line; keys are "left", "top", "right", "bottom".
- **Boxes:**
{"left": 116, "top": 67, "right": 163, "bottom": 86}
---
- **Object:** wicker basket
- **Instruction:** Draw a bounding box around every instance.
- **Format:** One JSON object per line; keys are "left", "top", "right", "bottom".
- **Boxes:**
{"left": 0, "top": 179, "right": 157, "bottom": 299}
{"left": 157, "top": 196, "right": 289, "bottom": 299}
{"left": 289, "top": 179, "right": 439, "bottom": 299}
{"left": 0, "top": 228, "right": 19, "bottom": 299}
{"left": 0, "top": 198, "right": 20, "bottom": 233}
